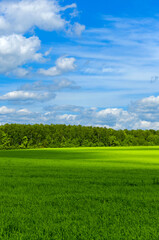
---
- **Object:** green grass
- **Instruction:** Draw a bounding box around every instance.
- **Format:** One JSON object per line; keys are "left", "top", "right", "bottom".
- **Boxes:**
{"left": 1, "top": 147, "right": 159, "bottom": 239}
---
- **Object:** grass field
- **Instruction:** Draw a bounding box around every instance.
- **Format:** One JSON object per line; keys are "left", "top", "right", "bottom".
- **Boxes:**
{"left": 1, "top": 147, "right": 159, "bottom": 239}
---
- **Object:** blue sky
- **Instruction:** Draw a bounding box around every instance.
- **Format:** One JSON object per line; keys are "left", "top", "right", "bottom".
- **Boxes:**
{"left": 1, "top": 0, "right": 159, "bottom": 129}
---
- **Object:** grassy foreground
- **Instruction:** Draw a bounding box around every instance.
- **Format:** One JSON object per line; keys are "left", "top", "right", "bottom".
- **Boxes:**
{"left": 1, "top": 147, "right": 159, "bottom": 239}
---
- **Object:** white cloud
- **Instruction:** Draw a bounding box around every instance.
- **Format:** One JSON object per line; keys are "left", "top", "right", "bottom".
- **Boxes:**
{"left": 0, "top": 78, "right": 79, "bottom": 106}
{"left": 70, "top": 8, "right": 80, "bottom": 18}
{"left": 1, "top": 95, "right": 159, "bottom": 129}
{"left": 0, "top": 106, "right": 15, "bottom": 114}
{"left": 11, "top": 68, "right": 29, "bottom": 77}
{"left": 67, "top": 22, "right": 85, "bottom": 36}
{"left": 129, "top": 96, "right": 159, "bottom": 122}
{"left": 0, "top": 0, "right": 84, "bottom": 36}
{"left": 17, "top": 108, "right": 31, "bottom": 115}
{"left": 0, "top": 0, "right": 84, "bottom": 75}
{"left": 39, "top": 96, "right": 159, "bottom": 129}
{"left": 0, "top": 106, "right": 35, "bottom": 124}
{"left": 44, "top": 48, "right": 53, "bottom": 57}
{"left": 0, "top": 91, "right": 55, "bottom": 102}
{"left": 85, "top": 108, "right": 136, "bottom": 129}
{"left": 58, "top": 114, "right": 77, "bottom": 121}
{"left": 39, "top": 56, "right": 76, "bottom": 76}
{"left": 0, "top": 34, "right": 42, "bottom": 74}
{"left": 137, "top": 96, "right": 159, "bottom": 107}
{"left": 0, "top": 0, "right": 65, "bottom": 35}
{"left": 60, "top": 3, "right": 77, "bottom": 11}
{"left": 40, "top": 105, "right": 136, "bottom": 128}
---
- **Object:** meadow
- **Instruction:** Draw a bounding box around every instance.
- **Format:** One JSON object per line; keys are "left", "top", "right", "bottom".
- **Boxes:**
{"left": 1, "top": 147, "right": 159, "bottom": 239}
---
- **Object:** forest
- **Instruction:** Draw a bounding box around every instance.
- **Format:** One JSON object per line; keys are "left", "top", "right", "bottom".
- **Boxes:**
{"left": 0, "top": 124, "right": 159, "bottom": 149}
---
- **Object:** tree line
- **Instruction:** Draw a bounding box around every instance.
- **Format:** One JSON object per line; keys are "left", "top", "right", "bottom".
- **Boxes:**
{"left": 0, "top": 124, "right": 159, "bottom": 149}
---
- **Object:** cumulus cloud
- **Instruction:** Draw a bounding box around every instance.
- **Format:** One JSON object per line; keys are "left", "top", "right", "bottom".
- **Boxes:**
{"left": 0, "top": 34, "right": 42, "bottom": 74}
{"left": 0, "top": 106, "right": 37, "bottom": 124}
{"left": 0, "top": 106, "right": 15, "bottom": 114}
{"left": 67, "top": 22, "right": 85, "bottom": 36}
{"left": 40, "top": 105, "right": 137, "bottom": 128}
{"left": 129, "top": 96, "right": 159, "bottom": 122}
{"left": 17, "top": 108, "right": 31, "bottom": 115}
{"left": 0, "top": 0, "right": 84, "bottom": 75}
{"left": 38, "top": 56, "right": 76, "bottom": 76}
{"left": 11, "top": 68, "right": 29, "bottom": 77}
{"left": 95, "top": 108, "right": 130, "bottom": 127}
{"left": 0, "top": 0, "right": 66, "bottom": 35}
{"left": 38, "top": 96, "right": 159, "bottom": 129}
{"left": 0, "top": 0, "right": 84, "bottom": 36}
{"left": 58, "top": 114, "right": 77, "bottom": 121}
{"left": 0, "top": 78, "right": 79, "bottom": 105}
{"left": 2, "top": 95, "right": 159, "bottom": 129}
{"left": 131, "top": 96, "right": 159, "bottom": 112}
{"left": 0, "top": 91, "right": 56, "bottom": 103}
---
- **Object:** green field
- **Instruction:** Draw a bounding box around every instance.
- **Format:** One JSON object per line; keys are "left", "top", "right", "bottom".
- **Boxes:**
{"left": 1, "top": 147, "right": 159, "bottom": 240}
